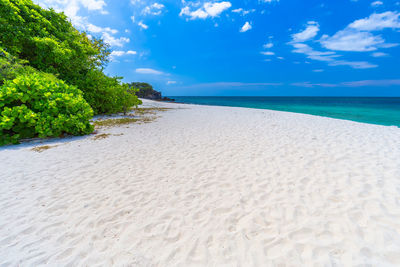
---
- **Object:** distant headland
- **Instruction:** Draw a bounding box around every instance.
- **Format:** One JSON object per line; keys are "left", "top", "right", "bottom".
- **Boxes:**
{"left": 129, "top": 82, "right": 175, "bottom": 102}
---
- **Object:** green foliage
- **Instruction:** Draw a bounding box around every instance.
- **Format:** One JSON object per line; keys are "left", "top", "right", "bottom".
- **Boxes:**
{"left": 0, "top": 0, "right": 141, "bottom": 115}
{"left": 120, "top": 83, "right": 142, "bottom": 115}
{"left": 0, "top": 0, "right": 109, "bottom": 77}
{"left": 0, "top": 0, "right": 143, "bottom": 145}
{"left": 0, "top": 72, "right": 94, "bottom": 145}
{"left": 0, "top": 47, "right": 35, "bottom": 85}
{"left": 79, "top": 70, "right": 142, "bottom": 114}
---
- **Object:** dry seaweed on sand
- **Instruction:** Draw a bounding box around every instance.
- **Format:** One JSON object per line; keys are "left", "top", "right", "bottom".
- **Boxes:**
{"left": 92, "top": 133, "right": 125, "bottom": 140}
{"left": 92, "top": 106, "right": 171, "bottom": 129}
{"left": 92, "top": 133, "right": 111, "bottom": 140}
{"left": 31, "top": 145, "right": 57, "bottom": 153}
{"left": 132, "top": 107, "right": 172, "bottom": 116}
{"left": 93, "top": 117, "right": 158, "bottom": 128}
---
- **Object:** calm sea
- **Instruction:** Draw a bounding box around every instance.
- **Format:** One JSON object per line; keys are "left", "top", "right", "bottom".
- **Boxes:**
{"left": 171, "top": 97, "right": 400, "bottom": 127}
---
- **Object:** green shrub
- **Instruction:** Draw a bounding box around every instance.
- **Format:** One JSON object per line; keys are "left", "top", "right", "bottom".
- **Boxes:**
{"left": 117, "top": 83, "right": 142, "bottom": 115}
{"left": 0, "top": 72, "right": 94, "bottom": 145}
{"left": 0, "top": 0, "right": 142, "bottom": 116}
{"left": 79, "top": 70, "right": 141, "bottom": 114}
{"left": 0, "top": 47, "right": 35, "bottom": 85}
{"left": 0, "top": 0, "right": 109, "bottom": 76}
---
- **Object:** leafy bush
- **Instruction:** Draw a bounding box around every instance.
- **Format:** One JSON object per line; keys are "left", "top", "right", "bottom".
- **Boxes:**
{"left": 0, "top": 0, "right": 109, "bottom": 77}
{"left": 0, "top": 0, "right": 141, "bottom": 115}
{"left": 0, "top": 47, "right": 35, "bottom": 85}
{"left": 0, "top": 72, "right": 94, "bottom": 145}
{"left": 79, "top": 70, "right": 141, "bottom": 114}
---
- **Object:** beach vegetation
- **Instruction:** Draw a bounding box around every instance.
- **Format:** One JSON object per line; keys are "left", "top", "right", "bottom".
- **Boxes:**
{"left": 0, "top": 47, "right": 35, "bottom": 84}
{"left": 0, "top": 0, "right": 141, "bottom": 115}
{"left": 0, "top": 72, "right": 94, "bottom": 145}
{"left": 0, "top": 0, "right": 144, "bottom": 145}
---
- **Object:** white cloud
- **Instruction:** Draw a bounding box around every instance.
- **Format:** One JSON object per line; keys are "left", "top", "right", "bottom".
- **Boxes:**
{"left": 348, "top": 11, "right": 400, "bottom": 31}
{"left": 313, "top": 69, "right": 324, "bottom": 72}
{"left": 167, "top": 81, "right": 177, "bottom": 85}
{"left": 290, "top": 43, "right": 377, "bottom": 69}
{"left": 81, "top": 0, "right": 106, "bottom": 12}
{"left": 371, "top": 1, "right": 383, "bottom": 7}
{"left": 231, "top": 8, "right": 255, "bottom": 16}
{"left": 204, "top": 2, "right": 231, "bottom": 16}
{"left": 232, "top": 8, "right": 242, "bottom": 12}
{"left": 341, "top": 79, "right": 400, "bottom": 87}
{"left": 180, "top": 7, "right": 204, "bottom": 19}
{"left": 320, "top": 12, "right": 400, "bottom": 52}
{"left": 263, "top": 42, "right": 274, "bottom": 49}
{"left": 180, "top": 1, "right": 232, "bottom": 20}
{"left": 288, "top": 12, "right": 400, "bottom": 69}
{"left": 261, "top": 51, "right": 275, "bottom": 55}
{"left": 292, "top": 43, "right": 338, "bottom": 62}
{"left": 111, "top": 50, "right": 137, "bottom": 57}
{"left": 136, "top": 68, "right": 164, "bottom": 75}
{"left": 328, "top": 60, "right": 377, "bottom": 69}
{"left": 102, "top": 32, "right": 130, "bottom": 47}
{"left": 86, "top": 24, "right": 117, "bottom": 34}
{"left": 138, "top": 21, "right": 149, "bottom": 29}
{"left": 371, "top": 51, "right": 388, "bottom": 57}
{"left": 78, "top": 24, "right": 130, "bottom": 47}
{"left": 291, "top": 82, "right": 337, "bottom": 88}
{"left": 110, "top": 50, "right": 137, "bottom": 62}
{"left": 111, "top": 51, "right": 126, "bottom": 57}
{"left": 142, "top": 3, "right": 165, "bottom": 16}
{"left": 240, "top": 21, "right": 252, "bottom": 32}
{"left": 34, "top": 0, "right": 133, "bottom": 48}
{"left": 292, "top": 79, "right": 400, "bottom": 88}
{"left": 182, "top": 7, "right": 208, "bottom": 19}
{"left": 320, "top": 30, "right": 385, "bottom": 51}
{"left": 180, "top": 82, "right": 283, "bottom": 89}
{"left": 291, "top": 22, "right": 320, "bottom": 42}
{"left": 131, "top": 15, "right": 135, "bottom": 22}
{"left": 34, "top": 0, "right": 107, "bottom": 19}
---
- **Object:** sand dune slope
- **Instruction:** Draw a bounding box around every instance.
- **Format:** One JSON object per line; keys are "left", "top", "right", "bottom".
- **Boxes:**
{"left": 1, "top": 100, "right": 400, "bottom": 266}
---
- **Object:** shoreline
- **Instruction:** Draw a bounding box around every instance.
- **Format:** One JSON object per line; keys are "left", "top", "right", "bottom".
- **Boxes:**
{"left": 1, "top": 99, "right": 400, "bottom": 265}
{"left": 144, "top": 99, "right": 400, "bottom": 131}
{"left": 169, "top": 96, "right": 400, "bottom": 128}
{"left": 0, "top": 98, "right": 397, "bottom": 151}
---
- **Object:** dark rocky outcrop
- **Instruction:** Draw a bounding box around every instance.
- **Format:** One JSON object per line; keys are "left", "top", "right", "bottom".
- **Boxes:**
{"left": 144, "top": 90, "right": 161, "bottom": 100}
{"left": 128, "top": 82, "right": 175, "bottom": 102}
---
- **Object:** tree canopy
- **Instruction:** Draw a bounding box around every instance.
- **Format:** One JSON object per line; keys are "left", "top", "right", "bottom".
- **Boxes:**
{"left": 0, "top": 0, "right": 141, "bottom": 115}
{"left": 0, "top": 0, "right": 142, "bottom": 145}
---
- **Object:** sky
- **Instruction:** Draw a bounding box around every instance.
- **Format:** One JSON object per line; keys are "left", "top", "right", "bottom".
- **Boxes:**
{"left": 34, "top": 0, "right": 400, "bottom": 96}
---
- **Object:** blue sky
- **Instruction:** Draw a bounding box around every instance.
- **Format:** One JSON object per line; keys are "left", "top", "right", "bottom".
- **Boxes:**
{"left": 35, "top": 0, "right": 400, "bottom": 96}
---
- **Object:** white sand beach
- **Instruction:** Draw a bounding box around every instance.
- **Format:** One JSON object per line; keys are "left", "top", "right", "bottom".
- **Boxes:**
{"left": 1, "top": 99, "right": 400, "bottom": 266}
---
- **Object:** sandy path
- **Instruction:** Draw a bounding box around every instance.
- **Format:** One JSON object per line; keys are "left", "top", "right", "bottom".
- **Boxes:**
{"left": 1, "top": 99, "right": 400, "bottom": 266}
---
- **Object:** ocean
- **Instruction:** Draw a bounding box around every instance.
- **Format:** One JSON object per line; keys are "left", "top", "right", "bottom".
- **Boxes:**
{"left": 171, "top": 97, "right": 400, "bottom": 127}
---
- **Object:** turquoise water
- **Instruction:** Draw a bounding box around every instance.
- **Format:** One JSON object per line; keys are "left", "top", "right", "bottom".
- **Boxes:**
{"left": 171, "top": 97, "right": 400, "bottom": 127}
